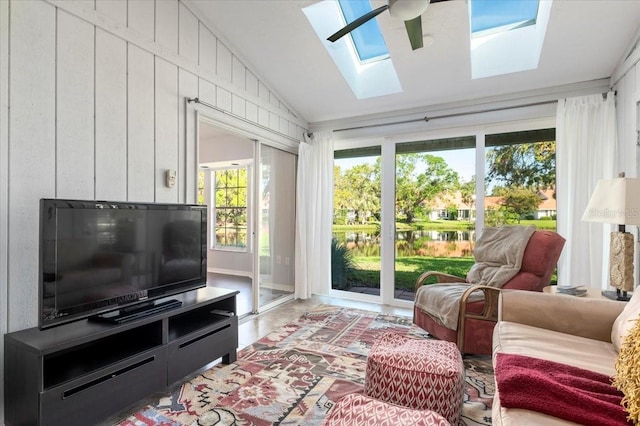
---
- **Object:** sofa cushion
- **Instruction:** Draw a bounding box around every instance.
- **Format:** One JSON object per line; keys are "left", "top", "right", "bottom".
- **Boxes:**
{"left": 493, "top": 321, "right": 620, "bottom": 426}
{"left": 493, "top": 321, "right": 617, "bottom": 377}
{"left": 492, "top": 387, "right": 591, "bottom": 426}
{"left": 495, "top": 353, "right": 626, "bottom": 426}
{"left": 611, "top": 290, "right": 640, "bottom": 352}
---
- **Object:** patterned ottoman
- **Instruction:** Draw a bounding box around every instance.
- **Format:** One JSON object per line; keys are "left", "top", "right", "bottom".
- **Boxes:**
{"left": 364, "top": 332, "right": 465, "bottom": 425}
{"left": 322, "top": 393, "right": 451, "bottom": 426}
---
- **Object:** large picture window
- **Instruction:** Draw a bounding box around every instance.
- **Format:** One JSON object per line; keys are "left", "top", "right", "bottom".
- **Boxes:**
{"left": 213, "top": 166, "right": 249, "bottom": 251}
{"left": 331, "top": 127, "right": 557, "bottom": 305}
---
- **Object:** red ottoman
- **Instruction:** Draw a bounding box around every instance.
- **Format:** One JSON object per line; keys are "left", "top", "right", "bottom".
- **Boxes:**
{"left": 322, "top": 393, "right": 451, "bottom": 426}
{"left": 364, "top": 332, "right": 465, "bottom": 425}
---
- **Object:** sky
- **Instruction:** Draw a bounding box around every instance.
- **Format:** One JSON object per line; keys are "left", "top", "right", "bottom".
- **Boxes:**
{"left": 335, "top": 148, "right": 478, "bottom": 183}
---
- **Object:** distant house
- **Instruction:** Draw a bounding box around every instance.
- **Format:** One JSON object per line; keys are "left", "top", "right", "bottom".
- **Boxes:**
{"left": 428, "top": 192, "right": 474, "bottom": 221}
{"left": 427, "top": 188, "right": 556, "bottom": 221}
{"left": 534, "top": 188, "right": 557, "bottom": 219}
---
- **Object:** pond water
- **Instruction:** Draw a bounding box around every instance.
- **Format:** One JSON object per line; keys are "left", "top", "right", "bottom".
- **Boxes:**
{"left": 333, "top": 229, "right": 476, "bottom": 257}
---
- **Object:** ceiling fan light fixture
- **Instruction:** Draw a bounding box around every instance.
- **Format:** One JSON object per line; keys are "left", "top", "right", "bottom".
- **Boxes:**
{"left": 388, "top": 0, "right": 430, "bottom": 21}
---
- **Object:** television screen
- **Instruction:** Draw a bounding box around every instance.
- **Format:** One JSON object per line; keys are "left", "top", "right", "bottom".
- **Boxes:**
{"left": 39, "top": 199, "right": 207, "bottom": 329}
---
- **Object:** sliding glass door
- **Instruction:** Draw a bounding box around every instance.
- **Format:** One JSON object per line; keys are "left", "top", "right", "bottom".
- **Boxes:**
{"left": 394, "top": 137, "right": 477, "bottom": 302}
{"left": 197, "top": 118, "right": 298, "bottom": 316}
{"left": 331, "top": 127, "right": 557, "bottom": 306}
{"left": 332, "top": 147, "right": 382, "bottom": 298}
{"left": 255, "top": 144, "right": 296, "bottom": 310}
{"left": 484, "top": 129, "right": 557, "bottom": 230}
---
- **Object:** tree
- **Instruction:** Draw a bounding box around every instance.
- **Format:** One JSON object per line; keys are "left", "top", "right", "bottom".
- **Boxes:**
{"left": 485, "top": 206, "right": 520, "bottom": 227}
{"left": 333, "top": 165, "right": 351, "bottom": 224}
{"left": 395, "top": 154, "right": 459, "bottom": 223}
{"left": 214, "top": 168, "right": 249, "bottom": 247}
{"left": 445, "top": 204, "right": 459, "bottom": 220}
{"left": 198, "top": 171, "right": 205, "bottom": 205}
{"left": 486, "top": 141, "right": 555, "bottom": 189}
{"left": 331, "top": 238, "right": 355, "bottom": 290}
{"left": 458, "top": 177, "right": 476, "bottom": 220}
{"left": 333, "top": 162, "right": 381, "bottom": 225}
{"left": 500, "top": 187, "right": 542, "bottom": 222}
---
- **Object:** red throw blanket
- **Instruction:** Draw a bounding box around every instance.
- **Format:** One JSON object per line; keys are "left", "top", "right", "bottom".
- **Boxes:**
{"left": 495, "top": 353, "right": 630, "bottom": 426}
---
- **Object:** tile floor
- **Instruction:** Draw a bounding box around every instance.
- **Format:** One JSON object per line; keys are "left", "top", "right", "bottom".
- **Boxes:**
{"left": 237, "top": 294, "right": 413, "bottom": 349}
{"left": 207, "top": 272, "right": 416, "bottom": 321}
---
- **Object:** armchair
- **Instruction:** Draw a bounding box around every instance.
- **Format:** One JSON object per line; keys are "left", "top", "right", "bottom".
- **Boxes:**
{"left": 413, "top": 229, "right": 565, "bottom": 355}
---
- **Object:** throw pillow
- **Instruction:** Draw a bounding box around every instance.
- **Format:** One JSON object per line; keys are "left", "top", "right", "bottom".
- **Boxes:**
{"left": 611, "top": 290, "right": 640, "bottom": 352}
{"left": 613, "top": 312, "right": 640, "bottom": 424}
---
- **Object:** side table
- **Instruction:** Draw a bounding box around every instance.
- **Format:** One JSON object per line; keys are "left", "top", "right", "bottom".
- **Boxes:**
{"left": 543, "top": 285, "right": 622, "bottom": 300}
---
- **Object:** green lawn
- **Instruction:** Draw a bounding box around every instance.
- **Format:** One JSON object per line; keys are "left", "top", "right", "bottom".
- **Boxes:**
{"left": 334, "top": 220, "right": 558, "bottom": 291}
{"left": 333, "top": 219, "right": 556, "bottom": 233}
{"left": 347, "top": 255, "right": 558, "bottom": 291}
{"left": 412, "top": 219, "right": 556, "bottom": 231}
{"left": 518, "top": 219, "right": 556, "bottom": 230}
{"left": 348, "top": 256, "right": 475, "bottom": 290}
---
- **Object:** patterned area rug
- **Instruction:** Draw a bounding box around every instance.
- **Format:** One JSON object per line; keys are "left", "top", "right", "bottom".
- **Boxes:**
{"left": 115, "top": 305, "right": 494, "bottom": 426}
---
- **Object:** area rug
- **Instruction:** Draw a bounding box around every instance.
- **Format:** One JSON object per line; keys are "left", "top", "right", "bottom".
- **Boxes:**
{"left": 114, "top": 305, "right": 494, "bottom": 426}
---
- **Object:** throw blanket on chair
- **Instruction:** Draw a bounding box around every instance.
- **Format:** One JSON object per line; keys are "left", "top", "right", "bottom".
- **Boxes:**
{"left": 495, "top": 353, "right": 629, "bottom": 426}
{"left": 415, "top": 225, "right": 535, "bottom": 330}
{"left": 466, "top": 225, "right": 536, "bottom": 286}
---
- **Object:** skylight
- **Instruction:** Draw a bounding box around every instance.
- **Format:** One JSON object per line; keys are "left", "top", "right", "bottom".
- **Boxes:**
{"left": 303, "top": 0, "right": 402, "bottom": 100}
{"left": 471, "top": 0, "right": 539, "bottom": 35}
{"left": 469, "top": 0, "right": 551, "bottom": 79}
{"left": 337, "top": 0, "right": 389, "bottom": 62}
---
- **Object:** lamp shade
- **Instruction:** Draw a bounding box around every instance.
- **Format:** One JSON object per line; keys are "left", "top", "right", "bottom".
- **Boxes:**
{"left": 582, "top": 177, "right": 640, "bottom": 225}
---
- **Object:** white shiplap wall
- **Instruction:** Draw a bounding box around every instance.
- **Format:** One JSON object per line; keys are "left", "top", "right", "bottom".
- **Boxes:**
{"left": 8, "top": 0, "right": 57, "bottom": 333}
{"left": 96, "top": 28, "right": 128, "bottom": 201}
{"left": 0, "top": 0, "right": 307, "bottom": 420}
{"left": 2, "top": 0, "right": 307, "bottom": 345}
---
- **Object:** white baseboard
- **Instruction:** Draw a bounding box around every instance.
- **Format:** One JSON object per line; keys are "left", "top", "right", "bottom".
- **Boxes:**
{"left": 259, "top": 280, "right": 294, "bottom": 292}
{"left": 208, "top": 267, "right": 253, "bottom": 279}
{"left": 208, "top": 269, "right": 294, "bottom": 293}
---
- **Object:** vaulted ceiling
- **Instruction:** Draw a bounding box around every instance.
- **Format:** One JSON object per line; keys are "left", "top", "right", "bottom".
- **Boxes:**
{"left": 190, "top": 0, "right": 640, "bottom": 128}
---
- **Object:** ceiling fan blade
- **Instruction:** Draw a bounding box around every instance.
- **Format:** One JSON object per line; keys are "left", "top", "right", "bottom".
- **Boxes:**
{"left": 404, "top": 16, "right": 424, "bottom": 50}
{"left": 327, "top": 4, "right": 389, "bottom": 43}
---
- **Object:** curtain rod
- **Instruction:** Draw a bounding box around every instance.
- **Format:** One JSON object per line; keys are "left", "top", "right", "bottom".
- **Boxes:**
{"left": 333, "top": 99, "right": 558, "bottom": 133}
{"left": 187, "top": 97, "right": 301, "bottom": 144}
{"left": 332, "top": 91, "right": 614, "bottom": 133}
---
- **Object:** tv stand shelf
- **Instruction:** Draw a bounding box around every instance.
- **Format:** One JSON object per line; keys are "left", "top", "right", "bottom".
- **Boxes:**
{"left": 4, "top": 287, "right": 238, "bottom": 426}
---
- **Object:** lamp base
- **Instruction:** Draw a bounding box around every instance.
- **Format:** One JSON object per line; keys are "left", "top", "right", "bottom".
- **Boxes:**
{"left": 601, "top": 289, "right": 631, "bottom": 302}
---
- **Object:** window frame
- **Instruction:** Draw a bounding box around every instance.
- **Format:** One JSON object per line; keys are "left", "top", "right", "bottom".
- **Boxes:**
{"left": 210, "top": 164, "right": 252, "bottom": 253}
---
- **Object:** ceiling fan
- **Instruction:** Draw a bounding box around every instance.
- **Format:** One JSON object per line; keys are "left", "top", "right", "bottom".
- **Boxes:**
{"left": 327, "top": 0, "right": 448, "bottom": 51}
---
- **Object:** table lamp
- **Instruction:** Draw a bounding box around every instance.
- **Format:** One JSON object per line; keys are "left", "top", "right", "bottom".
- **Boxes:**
{"left": 581, "top": 173, "right": 640, "bottom": 301}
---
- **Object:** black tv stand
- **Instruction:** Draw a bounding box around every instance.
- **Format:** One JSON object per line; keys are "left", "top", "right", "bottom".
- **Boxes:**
{"left": 4, "top": 287, "right": 238, "bottom": 426}
{"left": 93, "top": 298, "right": 183, "bottom": 324}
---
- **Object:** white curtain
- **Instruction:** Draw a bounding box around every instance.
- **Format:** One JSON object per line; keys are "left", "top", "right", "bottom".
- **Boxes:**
{"left": 556, "top": 92, "right": 618, "bottom": 288}
{"left": 295, "top": 131, "right": 334, "bottom": 298}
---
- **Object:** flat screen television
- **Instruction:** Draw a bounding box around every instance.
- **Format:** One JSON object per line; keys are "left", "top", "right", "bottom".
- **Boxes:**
{"left": 39, "top": 198, "right": 207, "bottom": 329}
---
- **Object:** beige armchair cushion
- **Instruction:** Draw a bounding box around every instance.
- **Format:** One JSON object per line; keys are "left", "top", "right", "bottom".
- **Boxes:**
{"left": 611, "top": 290, "right": 640, "bottom": 352}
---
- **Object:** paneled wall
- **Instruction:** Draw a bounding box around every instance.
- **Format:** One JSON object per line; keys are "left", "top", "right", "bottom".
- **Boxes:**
{"left": 0, "top": 0, "right": 307, "bottom": 420}
{"left": 3, "top": 0, "right": 306, "bottom": 330}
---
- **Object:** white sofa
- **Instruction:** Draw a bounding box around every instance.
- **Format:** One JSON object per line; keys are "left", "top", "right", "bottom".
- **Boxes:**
{"left": 491, "top": 289, "right": 635, "bottom": 425}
